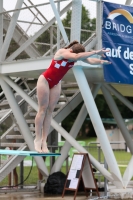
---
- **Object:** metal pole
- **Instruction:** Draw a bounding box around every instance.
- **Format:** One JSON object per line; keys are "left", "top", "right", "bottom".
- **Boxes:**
{"left": 0, "top": 0, "right": 3, "bottom": 51}
{"left": 50, "top": 26, "right": 53, "bottom": 55}
{"left": 20, "top": 161, "right": 23, "bottom": 189}
{"left": 98, "top": 146, "right": 101, "bottom": 187}
{"left": 96, "top": 0, "right": 102, "bottom": 49}
{"left": 104, "top": 158, "right": 108, "bottom": 196}
{"left": 0, "top": 0, "right": 24, "bottom": 61}
{"left": 57, "top": 1, "right": 60, "bottom": 50}
{"left": 49, "top": 0, "right": 69, "bottom": 44}
{"left": 70, "top": 0, "right": 82, "bottom": 42}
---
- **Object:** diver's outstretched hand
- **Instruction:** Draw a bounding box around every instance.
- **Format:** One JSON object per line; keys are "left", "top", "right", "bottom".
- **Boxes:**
{"left": 100, "top": 60, "right": 111, "bottom": 65}
{"left": 96, "top": 48, "right": 109, "bottom": 57}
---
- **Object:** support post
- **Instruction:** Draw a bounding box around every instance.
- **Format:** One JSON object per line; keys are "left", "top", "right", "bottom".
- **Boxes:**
{"left": 49, "top": 0, "right": 69, "bottom": 44}
{"left": 20, "top": 160, "right": 24, "bottom": 189}
{"left": 0, "top": 0, "right": 3, "bottom": 50}
{"left": 96, "top": 0, "right": 102, "bottom": 49}
{"left": 57, "top": 1, "right": 60, "bottom": 50}
{"left": 70, "top": 0, "right": 82, "bottom": 42}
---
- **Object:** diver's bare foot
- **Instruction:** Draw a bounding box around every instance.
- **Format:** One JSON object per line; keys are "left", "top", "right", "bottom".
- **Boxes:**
{"left": 42, "top": 141, "right": 49, "bottom": 153}
{"left": 34, "top": 138, "right": 42, "bottom": 153}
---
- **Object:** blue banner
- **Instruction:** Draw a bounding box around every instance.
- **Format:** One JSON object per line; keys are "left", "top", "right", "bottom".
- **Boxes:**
{"left": 102, "top": 2, "right": 133, "bottom": 84}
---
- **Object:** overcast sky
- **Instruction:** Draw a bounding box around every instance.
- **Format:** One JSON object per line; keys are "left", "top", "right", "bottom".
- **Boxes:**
{"left": 3, "top": 0, "right": 128, "bottom": 19}
{"left": 3, "top": 0, "right": 130, "bottom": 35}
{"left": 82, "top": 0, "right": 127, "bottom": 18}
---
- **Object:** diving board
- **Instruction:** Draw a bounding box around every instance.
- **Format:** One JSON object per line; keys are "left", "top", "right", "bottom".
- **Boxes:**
{"left": 0, "top": 149, "right": 61, "bottom": 157}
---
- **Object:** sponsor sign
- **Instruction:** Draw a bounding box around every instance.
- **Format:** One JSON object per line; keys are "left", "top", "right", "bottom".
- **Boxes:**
{"left": 102, "top": 2, "right": 133, "bottom": 84}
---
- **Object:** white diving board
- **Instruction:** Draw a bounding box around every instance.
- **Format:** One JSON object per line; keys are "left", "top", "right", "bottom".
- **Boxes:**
{"left": 0, "top": 149, "right": 61, "bottom": 157}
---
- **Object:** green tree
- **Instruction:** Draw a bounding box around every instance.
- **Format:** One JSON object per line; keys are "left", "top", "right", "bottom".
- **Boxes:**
{"left": 62, "top": 5, "right": 96, "bottom": 43}
{"left": 35, "top": 25, "right": 57, "bottom": 55}
{"left": 36, "top": 5, "right": 96, "bottom": 55}
{"left": 3, "top": 30, "right": 29, "bottom": 60}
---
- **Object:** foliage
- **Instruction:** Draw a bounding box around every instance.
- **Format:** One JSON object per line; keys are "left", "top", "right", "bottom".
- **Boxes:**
{"left": 62, "top": 94, "right": 133, "bottom": 138}
{"left": 96, "top": 95, "right": 133, "bottom": 119}
{"left": 35, "top": 24, "right": 57, "bottom": 55}
{"left": 6, "top": 38, "right": 29, "bottom": 60}
{"left": 62, "top": 102, "right": 83, "bottom": 133}
{"left": 62, "top": 5, "right": 96, "bottom": 43}
{"left": 35, "top": 5, "right": 96, "bottom": 55}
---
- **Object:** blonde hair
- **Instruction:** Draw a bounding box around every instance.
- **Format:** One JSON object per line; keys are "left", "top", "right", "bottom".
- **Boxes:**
{"left": 64, "top": 40, "right": 85, "bottom": 53}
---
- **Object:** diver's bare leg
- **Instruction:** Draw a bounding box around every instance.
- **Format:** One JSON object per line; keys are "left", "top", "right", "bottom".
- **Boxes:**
{"left": 34, "top": 75, "right": 49, "bottom": 153}
{"left": 42, "top": 82, "right": 61, "bottom": 153}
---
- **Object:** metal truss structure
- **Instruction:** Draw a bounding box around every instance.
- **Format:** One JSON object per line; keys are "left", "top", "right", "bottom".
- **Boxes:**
{"left": 0, "top": 0, "right": 133, "bottom": 195}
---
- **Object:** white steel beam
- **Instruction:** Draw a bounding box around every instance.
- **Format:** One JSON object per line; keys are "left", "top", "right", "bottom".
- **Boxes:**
{"left": 26, "top": 0, "right": 48, "bottom": 23}
{"left": 1, "top": 57, "right": 133, "bottom": 97}
{"left": 57, "top": 1, "right": 60, "bottom": 50}
{"left": 0, "top": 0, "right": 24, "bottom": 61}
{"left": 49, "top": 0, "right": 69, "bottom": 44}
{"left": 0, "top": 0, "right": 3, "bottom": 50}
{"left": 6, "top": 2, "right": 72, "bottom": 61}
{"left": 96, "top": 0, "right": 102, "bottom": 49}
{"left": 123, "top": 156, "right": 133, "bottom": 188}
{"left": 70, "top": 0, "right": 82, "bottom": 42}
{"left": 125, "top": 0, "right": 132, "bottom": 5}
{"left": 0, "top": 56, "right": 100, "bottom": 75}
{"left": 0, "top": 56, "right": 51, "bottom": 74}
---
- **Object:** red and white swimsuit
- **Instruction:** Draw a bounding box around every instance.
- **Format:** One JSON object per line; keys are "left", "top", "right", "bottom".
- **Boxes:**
{"left": 42, "top": 59, "right": 75, "bottom": 89}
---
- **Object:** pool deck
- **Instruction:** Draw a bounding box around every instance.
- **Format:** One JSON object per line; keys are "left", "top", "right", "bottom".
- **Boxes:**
{"left": 0, "top": 191, "right": 124, "bottom": 200}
